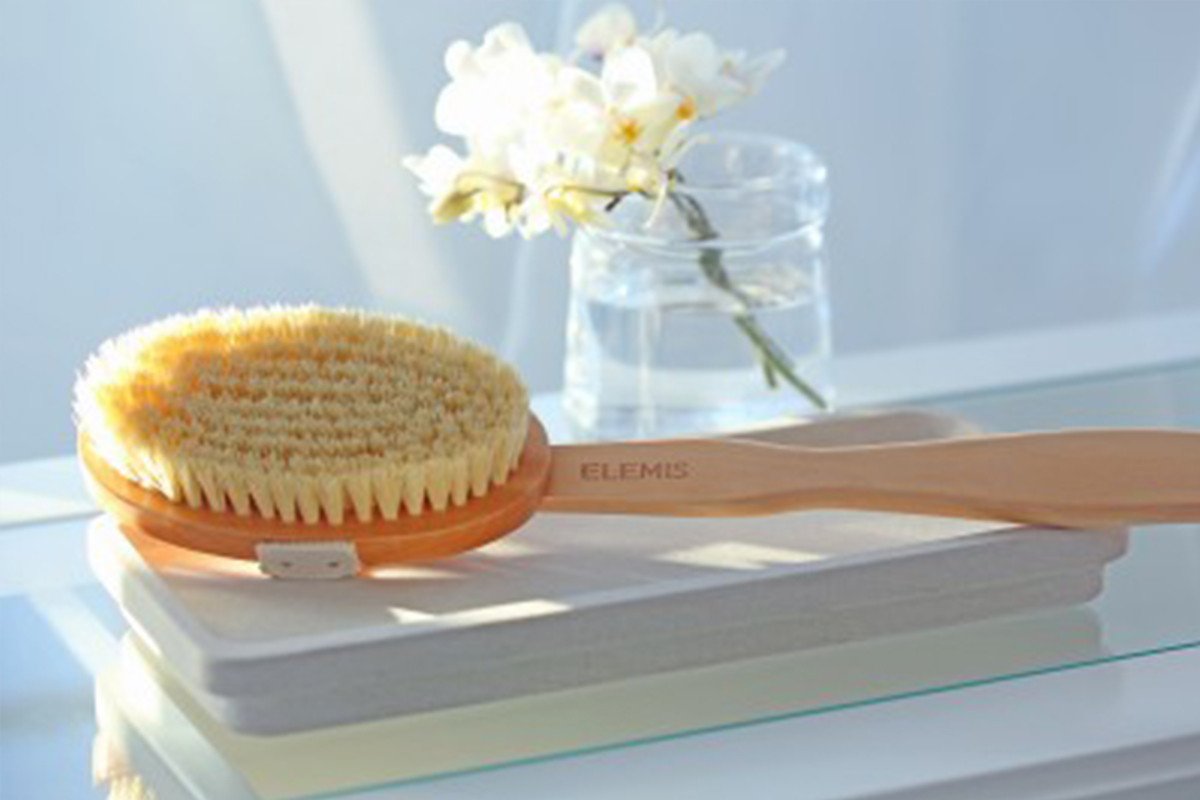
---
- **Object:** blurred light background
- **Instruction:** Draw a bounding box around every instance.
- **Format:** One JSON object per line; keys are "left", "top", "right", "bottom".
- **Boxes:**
{"left": 3, "top": 0, "right": 1200, "bottom": 461}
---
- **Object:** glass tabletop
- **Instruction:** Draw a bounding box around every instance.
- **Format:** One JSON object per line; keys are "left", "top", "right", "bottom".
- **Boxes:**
{"left": 4, "top": 360, "right": 1200, "bottom": 799}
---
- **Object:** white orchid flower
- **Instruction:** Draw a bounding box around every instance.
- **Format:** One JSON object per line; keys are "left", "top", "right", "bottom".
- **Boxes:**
{"left": 723, "top": 48, "right": 787, "bottom": 96}
{"left": 402, "top": 144, "right": 463, "bottom": 202}
{"left": 402, "top": 143, "right": 523, "bottom": 230}
{"left": 646, "top": 30, "right": 785, "bottom": 118}
{"left": 405, "top": 5, "right": 785, "bottom": 239}
{"left": 546, "top": 46, "right": 685, "bottom": 187}
{"left": 435, "top": 23, "right": 561, "bottom": 155}
{"left": 574, "top": 3, "right": 639, "bottom": 59}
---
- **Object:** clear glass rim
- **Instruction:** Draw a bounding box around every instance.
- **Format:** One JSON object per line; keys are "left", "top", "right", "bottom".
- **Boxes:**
{"left": 668, "top": 130, "right": 823, "bottom": 195}
{"left": 581, "top": 130, "right": 828, "bottom": 251}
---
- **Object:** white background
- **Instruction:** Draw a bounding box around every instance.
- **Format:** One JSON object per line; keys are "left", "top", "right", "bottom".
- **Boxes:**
{"left": 4, "top": 0, "right": 1200, "bottom": 461}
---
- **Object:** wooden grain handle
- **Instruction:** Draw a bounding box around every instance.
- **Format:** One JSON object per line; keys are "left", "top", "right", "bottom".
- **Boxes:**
{"left": 541, "top": 428, "right": 1200, "bottom": 527}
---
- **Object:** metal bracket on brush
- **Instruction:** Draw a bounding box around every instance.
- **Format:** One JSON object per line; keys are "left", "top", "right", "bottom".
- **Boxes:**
{"left": 255, "top": 541, "right": 361, "bottom": 580}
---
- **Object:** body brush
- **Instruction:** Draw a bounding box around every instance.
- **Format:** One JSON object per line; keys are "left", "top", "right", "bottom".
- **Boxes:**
{"left": 76, "top": 306, "right": 1200, "bottom": 577}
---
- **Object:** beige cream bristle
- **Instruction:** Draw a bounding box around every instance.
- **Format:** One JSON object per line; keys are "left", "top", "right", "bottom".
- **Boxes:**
{"left": 74, "top": 306, "right": 529, "bottom": 523}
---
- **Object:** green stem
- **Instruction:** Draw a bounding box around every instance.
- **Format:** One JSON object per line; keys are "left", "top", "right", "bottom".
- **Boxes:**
{"left": 668, "top": 191, "right": 828, "bottom": 411}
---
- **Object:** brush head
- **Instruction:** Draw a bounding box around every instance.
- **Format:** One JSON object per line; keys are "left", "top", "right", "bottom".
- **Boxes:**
{"left": 75, "top": 306, "right": 529, "bottom": 524}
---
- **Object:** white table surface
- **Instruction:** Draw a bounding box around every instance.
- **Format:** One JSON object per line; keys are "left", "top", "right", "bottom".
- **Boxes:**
{"left": 5, "top": 312, "right": 1200, "bottom": 800}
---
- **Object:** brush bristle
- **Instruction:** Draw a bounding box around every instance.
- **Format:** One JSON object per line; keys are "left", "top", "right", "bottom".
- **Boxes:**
{"left": 74, "top": 306, "right": 529, "bottom": 524}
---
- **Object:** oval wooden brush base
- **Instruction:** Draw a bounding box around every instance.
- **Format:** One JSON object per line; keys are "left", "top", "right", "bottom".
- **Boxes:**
{"left": 79, "top": 417, "right": 553, "bottom": 569}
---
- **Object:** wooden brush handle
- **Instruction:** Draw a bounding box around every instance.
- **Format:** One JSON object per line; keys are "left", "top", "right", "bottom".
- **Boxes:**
{"left": 541, "top": 428, "right": 1200, "bottom": 527}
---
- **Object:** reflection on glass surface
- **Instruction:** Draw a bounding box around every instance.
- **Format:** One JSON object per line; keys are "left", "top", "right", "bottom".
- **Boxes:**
{"left": 94, "top": 611, "right": 1109, "bottom": 800}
